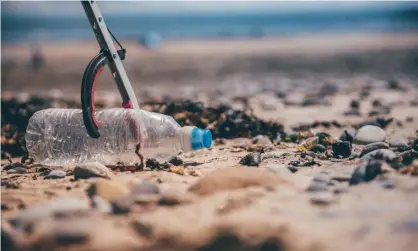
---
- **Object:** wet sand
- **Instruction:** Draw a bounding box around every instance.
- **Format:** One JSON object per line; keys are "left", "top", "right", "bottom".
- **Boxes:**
{"left": 2, "top": 32, "right": 418, "bottom": 251}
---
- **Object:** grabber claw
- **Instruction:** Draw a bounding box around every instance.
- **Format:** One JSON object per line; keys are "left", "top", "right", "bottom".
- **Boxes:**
{"left": 80, "top": 0, "right": 139, "bottom": 139}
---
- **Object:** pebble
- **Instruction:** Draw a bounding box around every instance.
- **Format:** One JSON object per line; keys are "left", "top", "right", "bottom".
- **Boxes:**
{"left": 394, "top": 218, "right": 418, "bottom": 233}
{"left": 333, "top": 185, "right": 349, "bottom": 194}
{"left": 360, "top": 142, "right": 390, "bottom": 157}
{"left": 344, "top": 108, "right": 361, "bottom": 116}
{"left": 73, "top": 163, "right": 113, "bottom": 180}
{"left": 349, "top": 159, "right": 384, "bottom": 185}
{"left": 332, "top": 141, "right": 352, "bottom": 158}
{"left": 44, "top": 170, "right": 66, "bottom": 179}
{"left": 239, "top": 152, "right": 261, "bottom": 167}
{"left": 287, "top": 165, "right": 299, "bottom": 173}
{"left": 11, "top": 198, "right": 90, "bottom": 231}
{"left": 168, "top": 156, "right": 183, "bottom": 166}
{"left": 91, "top": 195, "right": 112, "bottom": 213}
{"left": 375, "top": 179, "right": 395, "bottom": 189}
{"left": 188, "top": 167, "right": 284, "bottom": 196}
{"left": 396, "top": 145, "right": 411, "bottom": 153}
{"left": 400, "top": 150, "right": 417, "bottom": 166}
{"left": 265, "top": 165, "right": 291, "bottom": 175}
{"left": 313, "top": 173, "right": 331, "bottom": 184}
{"left": 251, "top": 135, "right": 272, "bottom": 145}
{"left": 310, "top": 192, "right": 335, "bottom": 205}
{"left": 387, "top": 138, "right": 408, "bottom": 148}
{"left": 7, "top": 167, "right": 26, "bottom": 174}
{"left": 311, "top": 144, "right": 326, "bottom": 153}
{"left": 86, "top": 179, "right": 130, "bottom": 202}
{"left": 131, "top": 180, "right": 160, "bottom": 195}
{"left": 361, "top": 149, "right": 397, "bottom": 162}
{"left": 355, "top": 125, "right": 386, "bottom": 145}
{"left": 306, "top": 182, "right": 329, "bottom": 192}
{"left": 1, "top": 202, "right": 9, "bottom": 210}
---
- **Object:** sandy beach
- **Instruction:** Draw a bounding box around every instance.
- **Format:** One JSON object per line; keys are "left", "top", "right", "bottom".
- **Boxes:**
{"left": 2, "top": 32, "right": 418, "bottom": 251}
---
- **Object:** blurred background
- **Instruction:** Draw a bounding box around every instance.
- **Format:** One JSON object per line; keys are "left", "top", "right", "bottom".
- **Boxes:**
{"left": 2, "top": 1, "right": 418, "bottom": 104}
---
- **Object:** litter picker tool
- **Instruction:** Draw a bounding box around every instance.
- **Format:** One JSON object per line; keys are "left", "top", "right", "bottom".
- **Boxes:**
{"left": 80, "top": 0, "right": 139, "bottom": 138}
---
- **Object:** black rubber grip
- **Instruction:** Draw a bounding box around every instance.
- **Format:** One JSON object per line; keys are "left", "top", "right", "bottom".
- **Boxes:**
{"left": 81, "top": 52, "right": 108, "bottom": 138}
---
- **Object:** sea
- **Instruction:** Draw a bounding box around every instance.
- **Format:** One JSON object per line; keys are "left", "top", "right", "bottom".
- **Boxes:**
{"left": 2, "top": 5, "right": 418, "bottom": 45}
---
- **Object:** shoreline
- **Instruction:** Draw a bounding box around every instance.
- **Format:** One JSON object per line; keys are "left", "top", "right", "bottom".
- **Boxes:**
{"left": 3, "top": 31, "right": 418, "bottom": 59}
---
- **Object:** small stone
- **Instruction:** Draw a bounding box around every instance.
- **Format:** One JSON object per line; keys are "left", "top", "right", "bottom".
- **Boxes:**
{"left": 2, "top": 163, "right": 22, "bottom": 171}
{"left": 310, "top": 192, "right": 335, "bottom": 205}
{"left": 349, "top": 159, "right": 385, "bottom": 185}
{"left": 344, "top": 108, "right": 361, "bottom": 116}
{"left": 251, "top": 135, "right": 272, "bottom": 145}
{"left": 74, "top": 163, "right": 113, "bottom": 180}
{"left": 287, "top": 165, "right": 299, "bottom": 173}
{"left": 306, "top": 182, "right": 328, "bottom": 192}
{"left": 91, "top": 195, "right": 112, "bottom": 213}
{"left": 188, "top": 167, "right": 285, "bottom": 196}
{"left": 355, "top": 125, "right": 386, "bottom": 145}
{"left": 396, "top": 145, "right": 411, "bottom": 153}
{"left": 131, "top": 180, "right": 160, "bottom": 195}
{"left": 332, "top": 141, "right": 352, "bottom": 158}
{"left": 168, "top": 166, "right": 185, "bottom": 175}
{"left": 313, "top": 174, "right": 331, "bottom": 184}
{"left": 239, "top": 152, "right": 261, "bottom": 167}
{"left": 86, "top": 179, "right": 130, "bottom": 202}
{"left": 399, "top": 150, "right": 417, "bottom": 166}
{"left": 289, "top": 160, "right": 300, "bottom": 166}
{"left": 361, "top": 149, "right": 397, "bottom": 162}
{"left": 265, "top": 165, "right": 291, "bottom": 175}
{"left": 350, "top": 100, "right": 360, "bottom": 109}
{"left": 387, "top": 138, "right": 408, "bottom": 148}
{"left": 11, "top": 198, "right": 90, "bottom": 231}
{"left": 333, "top": 186, "right": 349, "bottom": 194}
{"left": 7, "top": 167, "right": 26, "bottom": 174}
{"left": 311, "top": 144, "right": 326, "bottom": 153}
{"left": 168, "top": 156, "right": 183, "bottom": 166}
{"left": 1, "top": 202, "right": 9, "bottom": 210}
{"left": 375, "top": 179, "right": 395, "bottom": 189}
{"left": 360, "top": 142, "right": 390, "bottom": 157}
{"left": 44, "top": 170, "right": 66, "bottom": 179}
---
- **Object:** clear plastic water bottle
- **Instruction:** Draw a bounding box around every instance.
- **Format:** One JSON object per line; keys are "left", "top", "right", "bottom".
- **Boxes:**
{"left": 25, "top": 108, "right": 212, "bottom": 166}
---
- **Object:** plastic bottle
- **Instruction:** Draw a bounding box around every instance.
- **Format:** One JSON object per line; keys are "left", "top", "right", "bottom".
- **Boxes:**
{"left": 25, "top": 108, "right": 212, "bottom": 166}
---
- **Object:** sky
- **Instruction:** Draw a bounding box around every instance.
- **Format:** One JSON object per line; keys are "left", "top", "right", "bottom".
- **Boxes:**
{"left": 2, "top": 1, "right": 416, "bottom": 16}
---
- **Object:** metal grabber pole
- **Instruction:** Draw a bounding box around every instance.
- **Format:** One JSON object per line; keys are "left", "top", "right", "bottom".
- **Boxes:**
{"left": 80, "top": 0, "right": 140, "bottom": 138}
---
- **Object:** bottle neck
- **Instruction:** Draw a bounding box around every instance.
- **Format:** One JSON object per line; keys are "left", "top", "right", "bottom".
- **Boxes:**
{"left": 180, "top": 126, "right": 195, "bottom": 152}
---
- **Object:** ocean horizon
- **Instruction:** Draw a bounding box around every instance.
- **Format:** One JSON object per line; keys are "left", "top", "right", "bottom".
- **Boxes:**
{"left": 2, "top": 6, "right": 418, "bottom": 44}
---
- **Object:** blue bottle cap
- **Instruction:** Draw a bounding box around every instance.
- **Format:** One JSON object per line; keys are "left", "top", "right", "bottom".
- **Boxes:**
{"left": 190, "top": 127, "right": 212, "bottom": 150}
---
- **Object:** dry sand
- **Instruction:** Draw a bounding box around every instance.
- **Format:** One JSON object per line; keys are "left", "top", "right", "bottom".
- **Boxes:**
{"left": 2, "top": 32, "right": 418, "bottom": 251}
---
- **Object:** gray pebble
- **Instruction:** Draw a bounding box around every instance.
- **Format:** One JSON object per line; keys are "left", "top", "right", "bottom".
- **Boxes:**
{"left": 306, "top": 182, "right": 329, "bottom": 192}
{"left": 387, "top": 138, "right": 408, "bottom": 148}
{"left": 313, "top": 174, "right": 331, "bottom": 184}
{"left": 74, "top": 163, "right": 113, "bottom": 180}
{"left": 251, "top": 135, "right": 272, "bottom": 145}
{"left": 310, "top": 192, "right": 335, "bottom": 205}
{"left": 11, "top": 198, "right": 90, "bottom": 231}
{"left": 44, "top": 170, "right": 66, "bottom": 179}
{"left": 349, "top": 159, "right": 384, "bottom": 185}
{"left": 239, "top": 152, "right": 261, "bottom": 167}
{"left": 394, "top": 218, "right": 418, "bottom": 233}
{"left": 131, "top": 180, "right": 160, "bottom": 195}
{"left": 265, "top": 165, "right": 291, "bottom": 175}
{"left": 355, "top": 125, "right": 386, "bottom": 145}
{"left": 7, "top": 167, "right": 26, "bottom": 174}
{"left": 91, "top": 195, "right": 112, "bottom": 213}
{"left": 361, "top": 149, "right": 397, "bottom": 162}
{"left": 360, "top": 142, "right": 389, "bottom": 157}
